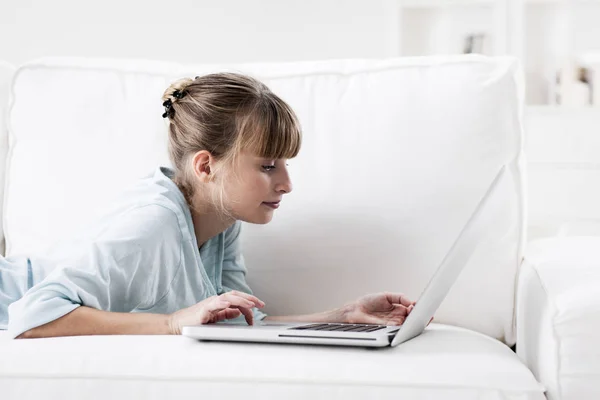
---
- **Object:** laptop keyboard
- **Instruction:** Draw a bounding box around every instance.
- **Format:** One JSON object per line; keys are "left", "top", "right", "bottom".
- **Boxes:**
{"left": 288, "top": 323, "right": 388, "bottom": 333}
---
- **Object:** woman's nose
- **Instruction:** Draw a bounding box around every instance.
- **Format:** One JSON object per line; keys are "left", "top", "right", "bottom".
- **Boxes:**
{"left": 276, "top": 178, "right": 293, "bottom": 194}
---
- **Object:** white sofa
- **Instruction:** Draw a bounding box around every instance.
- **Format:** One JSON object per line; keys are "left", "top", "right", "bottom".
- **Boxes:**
{"left": 0, "top": 55, "right": 598, "bottom": 400}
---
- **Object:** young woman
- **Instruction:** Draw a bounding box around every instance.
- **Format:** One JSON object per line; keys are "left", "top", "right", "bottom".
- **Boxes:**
{"left": 0, "top": 73, "right": 415, "bottom": 339}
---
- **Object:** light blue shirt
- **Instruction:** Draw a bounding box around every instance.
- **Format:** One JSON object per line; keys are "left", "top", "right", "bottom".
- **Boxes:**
{"left": 1, "top": 166, "right": 267, "bottom": 338}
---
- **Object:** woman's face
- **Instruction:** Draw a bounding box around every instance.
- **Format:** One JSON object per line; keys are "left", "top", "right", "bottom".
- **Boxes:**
{"left": 224, "top": 151, "right": 293, "bottom": 224}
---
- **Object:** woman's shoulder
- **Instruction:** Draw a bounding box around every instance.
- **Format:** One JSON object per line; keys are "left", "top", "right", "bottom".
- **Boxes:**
{"left": 38, "top": 167, "right": 190, "bottom": 264}
{"left": 112, "top": 203, "right": 182, "bottom": 234}
{"left": 88, "top": 166, "right": 191, "bottom": 247}
{"left": 118, "top": 165, "right": 189, "bottom": 215}
{"left": 45, "top": 203, "right": 184, "bottom": 272}
{"left": 92, "top": 166, "right": 190, "bottom": 234}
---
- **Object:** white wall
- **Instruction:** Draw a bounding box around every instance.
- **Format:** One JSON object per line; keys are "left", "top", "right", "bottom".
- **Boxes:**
{"left": 401, "top": 6, "right": 495, "bottom": 57}
{"left": 0, "top": 0, "right": 400, "bottom": 65}
{"left": 525, "top": 107, "right": 600, "bottom": 241}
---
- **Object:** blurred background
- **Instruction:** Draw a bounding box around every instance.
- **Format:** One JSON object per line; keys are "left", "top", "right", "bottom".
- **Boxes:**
{"left": 2, "top": 0, "right": 600, "bottom": 239}
{"left": 2, "top": 0, "right": 599, "bottom": 107}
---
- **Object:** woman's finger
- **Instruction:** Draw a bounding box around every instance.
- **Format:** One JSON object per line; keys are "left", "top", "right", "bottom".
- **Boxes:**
{"left": 208, "top": 300, "right": 253, "bottom": 324}
{"left": 392, "top": 304, "right": 409, "bottom": 316}
{"left": 211, "top": 295, "right": 257, "bottom": 325}
{"left": 211, "top": 298, "right": 231, "bottom": 311}
{"left": 229, "top": 305, "right": 254, "bottom": 325}
{"left": 220, "top": 291, "right": 265, "bottom": 308}
{"left": 384, "top": 292, "right": 413, "bottom": 307}
{"left": 214, "top": 308, "right": 242, "bottom": 321}
{"left": 216, "top": 294, "right": 257, "bottom": 311}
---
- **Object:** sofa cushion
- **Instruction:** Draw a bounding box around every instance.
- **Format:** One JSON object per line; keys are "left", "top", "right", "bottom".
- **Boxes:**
{"left": 0, "top": 61, "right": 15, "bottom": 256}
{"left": 517, "top": 237, "right": 600, "bottom": 400}
{"left": 4, "top": 56, "right": 524, "bottom": 343}
{"left": 0, "top": 324, "right": 544, "bottom": 400}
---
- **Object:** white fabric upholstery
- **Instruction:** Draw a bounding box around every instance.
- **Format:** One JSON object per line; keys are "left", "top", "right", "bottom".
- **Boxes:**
{"left": 557, "top": 219, "right": 600, "bottom": 237}
{"left": 0, "top": 61, "right": 15, "bottom": 256}
{"left": 0, "top": 324, "right": 544, "bottom": 400}
{"left": 517, "top": 237, "right": 600, "bottom": 400}
{"left": 5, "top": 55, "right": 525, "bottom": 343}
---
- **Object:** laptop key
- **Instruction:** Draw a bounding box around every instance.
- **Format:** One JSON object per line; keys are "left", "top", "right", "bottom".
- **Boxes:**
{"left": 289, "top": 324, "right": 330, "bottom": 330}
{"left": 346, "top": 326, "right": 378, "bottom": 332}
{"left": 364, "top": 326, "right": 387, "bottom": 332}
{"left": 314, "top": 325, "right": 347, "bottom": 331}
{"left": 336, "top": 325, "right": 365, "bottom": 331}
{"left": 310, "top": 324, "right": 359, "bottom": 331}
{"left": 323, "top": 325, "right": 359, "bottom": 331}
{"left": 289, "top": 323, "right": 388, "bottom": 333}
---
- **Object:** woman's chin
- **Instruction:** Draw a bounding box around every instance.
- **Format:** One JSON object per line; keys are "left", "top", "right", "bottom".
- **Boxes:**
{"left": 237, "top": 208, "right": 275, "bottom": 224}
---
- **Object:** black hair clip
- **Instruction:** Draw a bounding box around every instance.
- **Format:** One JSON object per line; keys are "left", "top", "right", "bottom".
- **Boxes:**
{"left": 162, "top": 90, "right": 187, "bottom": 118}
{"left": 173, "top": 89, "right": 186, "bottom": 99}
{"left": 162, "top": 98, "right": 173, "bottom": 119}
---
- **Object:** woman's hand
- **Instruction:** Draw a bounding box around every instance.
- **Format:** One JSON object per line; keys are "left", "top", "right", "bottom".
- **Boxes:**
{"left": 342, "top": 292, "right": 418, "bottom": 326}
{"left": 168, "top": 290, "right": 265, "bottom": 335}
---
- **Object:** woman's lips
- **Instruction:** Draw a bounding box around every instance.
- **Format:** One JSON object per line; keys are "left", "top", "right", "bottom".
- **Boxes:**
{"left": 262, "top": 201, "right": 280, "bottom": 209}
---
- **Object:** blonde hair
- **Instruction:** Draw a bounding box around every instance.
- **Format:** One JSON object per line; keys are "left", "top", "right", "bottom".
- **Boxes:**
{"left": 162, "top": 73, "right": 302, "bottom": 218}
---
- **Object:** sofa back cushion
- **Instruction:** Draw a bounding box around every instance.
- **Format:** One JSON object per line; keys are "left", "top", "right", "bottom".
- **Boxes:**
{"left": 5, "top": 56, "right": 524, "bottom": 343}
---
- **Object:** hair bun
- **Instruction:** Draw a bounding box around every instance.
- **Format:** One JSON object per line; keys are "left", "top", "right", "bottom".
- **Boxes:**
{"left": 161, "top": 77, "right": 194, "bottom": 119}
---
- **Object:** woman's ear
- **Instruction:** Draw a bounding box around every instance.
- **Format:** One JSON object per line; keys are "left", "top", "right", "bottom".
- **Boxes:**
{"left": 191, "top": 150, "right": 214, "bottom": 183}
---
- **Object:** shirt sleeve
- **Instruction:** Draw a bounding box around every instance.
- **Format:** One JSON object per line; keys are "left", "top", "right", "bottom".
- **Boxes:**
{"left": 7, "top": 204, "right": 183, "bottom": 338}
{"left": 219, "top": 221, "right": 267, "bottom": 323}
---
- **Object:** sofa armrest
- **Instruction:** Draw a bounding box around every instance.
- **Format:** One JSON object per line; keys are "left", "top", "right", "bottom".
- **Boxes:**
{"left": 516, "top": 237, "right": 600, "bottom": 400}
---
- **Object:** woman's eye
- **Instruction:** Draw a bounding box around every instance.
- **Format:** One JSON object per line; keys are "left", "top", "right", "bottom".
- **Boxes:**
{"left": 262, "top": 165, "right": 276, "bottom": 171}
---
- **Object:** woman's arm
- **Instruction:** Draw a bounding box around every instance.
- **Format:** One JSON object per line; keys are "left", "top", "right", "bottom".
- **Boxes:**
{"left": 17, "top": 290, "right": 265, "bottom": 338}
{"left": 262, "top": 304, "right": 350, "bottom": 324}
{"left": 16, "top": 306, "right": 171, "bottom": 338}
{"left": 8, "top": 205, "right": 184, "bottom": 339}
{"left": 264, "top": 293, "right": 418, "bottom": 326}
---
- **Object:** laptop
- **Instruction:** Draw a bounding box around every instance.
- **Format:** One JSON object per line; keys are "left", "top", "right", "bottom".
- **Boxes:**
{"left": 183, "top": 166, "right": 507, "bottom": 348}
